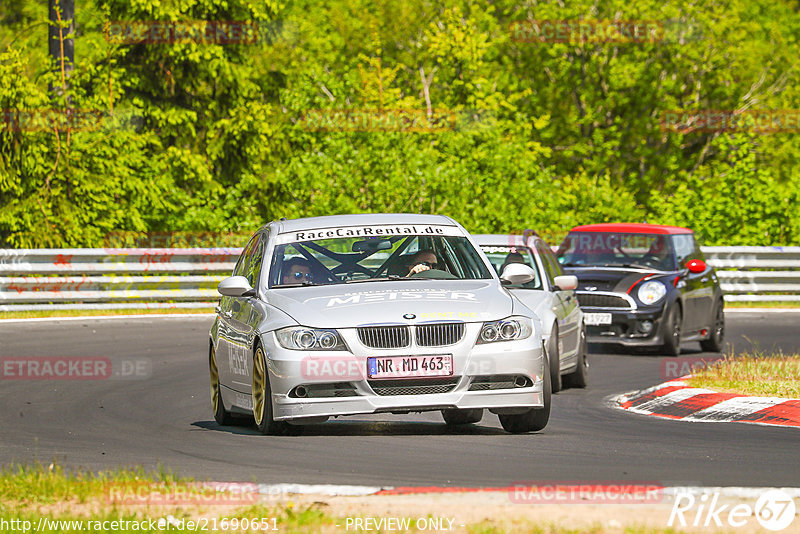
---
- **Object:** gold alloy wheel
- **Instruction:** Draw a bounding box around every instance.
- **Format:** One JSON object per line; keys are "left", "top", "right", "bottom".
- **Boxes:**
{"left": 252, "top": 346, "right": 267, "bottom": 426}
{"left": 210, "top": 346, "right": 221, "bottom": 414}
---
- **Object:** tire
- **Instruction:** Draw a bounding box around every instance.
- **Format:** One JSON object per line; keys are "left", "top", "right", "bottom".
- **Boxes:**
{"left": 564, "top": 326, "right": 588, "bottom": 389}
{"left": 210, "top": 344, "right": 234, "bottom": 426}
{"left": 441, "top": 408, "right": 483, "bottom": 426}
{"left": 498, "top": 351, "right": 551, "bottom": 433}
{"left": 252, "top": 342, "right": 287, "bottom": 435}
{"left": 547, "top": 326, "right": 562, "bottom": 393}
{"left": 700, "top": 300, "right": 725, "bottom": 352}
{"left": 661, "top": 304, "right": 683, "bottom": 356}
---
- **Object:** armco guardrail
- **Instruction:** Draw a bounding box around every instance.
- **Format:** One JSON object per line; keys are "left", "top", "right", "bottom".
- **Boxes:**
{"left": 702, "top": 246, "right": 800, "bottom": 302}
{"left": 0, "top": 246, "right": 798, "bottom": 311}
{"left": 0, "top": 248, "right": 240, "bottom": 311}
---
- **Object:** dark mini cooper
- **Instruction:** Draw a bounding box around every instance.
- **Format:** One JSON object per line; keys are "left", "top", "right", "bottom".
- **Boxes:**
{"left": 555, "top": 223, "right": 724, "bottom": 355}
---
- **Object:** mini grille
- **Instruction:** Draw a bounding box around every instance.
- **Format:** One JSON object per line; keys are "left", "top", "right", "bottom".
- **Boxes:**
{"left": 577, "top": 293, "right": 631, "bottom": 309}
{"left": 368, "top": 377, "right": 459, "bottom": 396}
{"left": 357, "top": 325, "right": 410, "bottom": 348}
{"left": 416, "top": 323, "right": 465, "bottom": 347}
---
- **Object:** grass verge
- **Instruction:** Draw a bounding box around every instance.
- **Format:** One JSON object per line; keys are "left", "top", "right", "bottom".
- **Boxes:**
{"left": 724, "top": 300, "right": 800, "bottom": 308}
{"left": 0, "top": 308, "right": 215, "bottom": 320}
{"left": 685, "top": 351, "right": 800, "bottom": 397}
{"left": 1, "top": 463, "right": 700, "bottom": 533}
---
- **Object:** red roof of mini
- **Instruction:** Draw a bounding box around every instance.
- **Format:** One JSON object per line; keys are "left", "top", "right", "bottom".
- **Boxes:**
{"left": 567, "top": 223, "right": 693, "bottom": 235}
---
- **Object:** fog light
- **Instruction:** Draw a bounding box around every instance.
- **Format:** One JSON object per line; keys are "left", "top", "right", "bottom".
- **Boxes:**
{"left": 638, "top": 320, "right": 654, "bottom": 334}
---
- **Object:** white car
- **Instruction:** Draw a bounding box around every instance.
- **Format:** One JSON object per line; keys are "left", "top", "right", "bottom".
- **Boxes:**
{"left": 475, "top": 234, "right": 588, "bottom": 392}
{"left": 210, "top": 214, "right": 552, "bottom": 434}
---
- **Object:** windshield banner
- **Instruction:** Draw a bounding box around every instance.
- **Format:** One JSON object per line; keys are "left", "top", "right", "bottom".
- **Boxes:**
{"left": 276, "top": 224, "right": 463, "bottom": 244}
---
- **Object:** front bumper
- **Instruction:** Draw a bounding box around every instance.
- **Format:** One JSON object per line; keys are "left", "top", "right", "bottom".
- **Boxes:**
{"left": 264, "top": 324, "right": 545, "bottom": 421}
{"left": 583, "top": 305, "right": 666, "bottom": 346}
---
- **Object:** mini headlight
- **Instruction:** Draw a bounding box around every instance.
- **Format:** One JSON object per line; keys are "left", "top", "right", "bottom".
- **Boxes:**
{"left": 478, "top": 316, "right": 532, "bottom": 344}
{"left": 637, "top": 280, "right": 667, "bottom": 305}
{"left": 276, "top": 327, "right": 347, "bottom": 351}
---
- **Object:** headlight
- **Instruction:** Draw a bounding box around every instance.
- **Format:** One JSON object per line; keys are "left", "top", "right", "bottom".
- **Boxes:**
{"left": 637, "top": 280, "right": 667, "bottom": 305}
{"left": 477, "top": 316, "right": 533, "bottom": 344}
{"left": 275, "top": 327, "right": 347, "bottom": 351}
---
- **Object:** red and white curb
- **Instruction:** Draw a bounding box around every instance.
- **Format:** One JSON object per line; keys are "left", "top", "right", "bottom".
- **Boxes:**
{"left": 614, "top": 378, "right": 800, "bottom": 428}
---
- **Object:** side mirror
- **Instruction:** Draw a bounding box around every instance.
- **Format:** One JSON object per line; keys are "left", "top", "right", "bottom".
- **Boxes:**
{"left": 218, "top": 275, "right": 255, "bottom": 297}
{"left": 686, "top": 259, "right": 707, "bottom": 274}
{"left": 553, "top": 275, "right": 578, "bottom": 291}
{"left": 500, "top": 263, "right": 537, "bottom": 285}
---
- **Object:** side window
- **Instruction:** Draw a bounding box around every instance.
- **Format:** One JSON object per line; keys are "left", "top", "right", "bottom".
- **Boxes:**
{"left": 536, "top": 242, "right": 560, "bottom": 286}
{"left": 233, "top": 235, "right": 259, "bottom": 277}
{"left": 672, "top": 234, "right": 696, "bottom": 266}
{"left": 245, "top": 235, "right": 266, "bottom": 288}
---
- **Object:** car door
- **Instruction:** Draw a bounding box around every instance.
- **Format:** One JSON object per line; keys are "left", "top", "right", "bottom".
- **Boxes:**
{"left": 673, "top": 233, "right": 712, "bottom": 334}
{"left": 536, "top": 242, "right": 581, "bottom": 364}
{"left": 218, "top": 234, "right": 259, "bottom": 393}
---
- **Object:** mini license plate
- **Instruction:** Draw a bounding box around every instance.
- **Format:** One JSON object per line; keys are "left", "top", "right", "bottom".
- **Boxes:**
{"left": 584, "top": 312, "right": 612, "bottom": 326}
{"left": 367, "top": 355, "right": 453, "bottom": 379}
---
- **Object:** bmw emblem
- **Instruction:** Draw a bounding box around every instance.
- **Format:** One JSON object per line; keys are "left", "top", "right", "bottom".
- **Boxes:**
{"left": 403, "top": 313, "right": 416, "bottom": 320}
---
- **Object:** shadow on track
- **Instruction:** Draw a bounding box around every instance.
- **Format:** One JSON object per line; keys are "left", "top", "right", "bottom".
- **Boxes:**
{"left": 191, "top": 419, "right": 508, "bottom": 436}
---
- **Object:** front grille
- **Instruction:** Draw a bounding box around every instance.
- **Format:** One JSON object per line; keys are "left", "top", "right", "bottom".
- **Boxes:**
{"left": 468, "top": 375, "right": 532, "bottom": 391}
{"left": 577, "top": 293, "right": 631, "bottom": 309}
{"left": 357, "top": 325, "right": 410, "bottom": 348}
{"left": 368, "top": 377, "right": 459, "bottom": 396}
{"left": 416, "top": 323, "right": 465, "bottom": 347}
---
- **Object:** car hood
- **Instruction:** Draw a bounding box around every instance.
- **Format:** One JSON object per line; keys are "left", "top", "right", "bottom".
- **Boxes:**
{"left": 563, "top": 267, "right": 674, "bottom": 294}
{"left": 264, "top": 280, "right": 513, "bottom": 328}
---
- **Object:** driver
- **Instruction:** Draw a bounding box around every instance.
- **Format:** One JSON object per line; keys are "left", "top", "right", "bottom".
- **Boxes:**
{"left": 645, "top": 237, "right": 671, "bottom": 269}
{"left": 282, "top": 257, "right": 314, "bottom": 284}
{"left": 406, "top": 249, "right": 441, "bottom": 277}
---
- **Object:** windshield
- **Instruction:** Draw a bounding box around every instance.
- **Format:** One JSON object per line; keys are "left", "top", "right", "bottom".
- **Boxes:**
{"left": 556, "top": 232, "right": 677, "bottom": 270}
{"left": 268, "top": 228, "right": 492, "bottom": 288}
{"left": 479, "top": 245, "right": 543, "bottom": 290}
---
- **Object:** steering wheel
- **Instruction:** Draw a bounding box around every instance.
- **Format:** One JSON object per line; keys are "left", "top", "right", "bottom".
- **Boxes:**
{"left": 639, "top": 255, "right": 663, "bottom": 268}
{"left": 409, "top": 269, "right": 458, "bottom": 280}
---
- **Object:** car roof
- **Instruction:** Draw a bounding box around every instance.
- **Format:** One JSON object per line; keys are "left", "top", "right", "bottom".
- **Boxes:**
{"left": 567, "top": 223, "right": 692, "bottom": 235}
{"left": 267, "top": 213, "right": 459, "bottom": 234}
{"left": 472, "top": 234, "right": 544, "bottom": 247}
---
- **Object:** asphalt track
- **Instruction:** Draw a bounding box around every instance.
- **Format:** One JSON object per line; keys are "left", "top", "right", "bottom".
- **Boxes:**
{"left": 1, "top": 311, "right": 798, "bottom": 488}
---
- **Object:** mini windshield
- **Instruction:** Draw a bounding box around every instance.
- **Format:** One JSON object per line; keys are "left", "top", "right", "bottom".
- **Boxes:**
{"left": 479, "top": 245, "right": 543, "bottom": 290}
{"left": 556, "top": 232, "right": 677, "bottom": 270}
{"left": 268, "top": 230, "right": 492, "bottom": 288}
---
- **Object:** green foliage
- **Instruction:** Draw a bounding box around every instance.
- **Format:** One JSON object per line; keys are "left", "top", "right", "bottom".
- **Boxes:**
{"left": 1, "top": 0, "right": 799, "bottom": 247}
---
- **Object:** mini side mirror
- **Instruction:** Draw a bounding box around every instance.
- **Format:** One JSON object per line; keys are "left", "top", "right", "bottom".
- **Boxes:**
{"left": 500, "top": 263, "right": 537, "bottom": 285}
{"left": 218, "top": 275, "right": 255, "bottom": 297}
{"left": 686, "top": 259, "right": 707, "bottom": 274}
{"left": 553, "top": 275, "right": 578, "bottom": 291}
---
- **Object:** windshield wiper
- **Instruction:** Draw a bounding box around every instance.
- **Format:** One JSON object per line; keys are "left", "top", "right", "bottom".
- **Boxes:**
{"left": 273, "top": 280, "right": 316, "bottom": 288}
{"left": 345, "top": 275, "right": 429, "bottom": 284}
{"left": 600, "top": 263, "right": 651, "bottom": 269}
